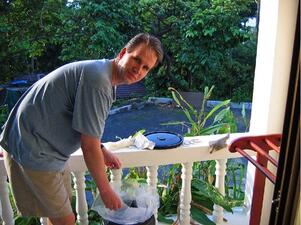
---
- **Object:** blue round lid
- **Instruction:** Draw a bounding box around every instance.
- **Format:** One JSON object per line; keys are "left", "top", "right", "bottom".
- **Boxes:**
{"left": 145, "top": 131, "right": 183, "bottom": 149}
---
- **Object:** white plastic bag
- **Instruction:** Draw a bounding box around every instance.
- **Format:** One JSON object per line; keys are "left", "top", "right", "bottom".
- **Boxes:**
{"left": 91, "top": 180, "right": 159, "bottom": 224}
{"left": 104, "top": 133, "right": 155, "bottom": 151}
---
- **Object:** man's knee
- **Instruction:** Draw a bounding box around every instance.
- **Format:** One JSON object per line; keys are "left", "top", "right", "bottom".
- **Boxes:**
{"left": 49, "top": 213, "right": 75, "bottom": 225}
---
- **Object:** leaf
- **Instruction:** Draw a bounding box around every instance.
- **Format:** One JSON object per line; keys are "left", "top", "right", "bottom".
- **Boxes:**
{"left": 183, "top": 108, "right": 197, "bottom": 125}
{"left": 15, "top": 216, "right": 40, "bottom": 225}
{"left": 198, "top": 86, "right": 213, "bottom": 124}
{"left": 89, "top": 221, "right": 102, "bottom": 225}
{"left": 157, "top": 212, "right": 174, "bottom": 224}
{"left": 170, "top": 87, "right": 198, "bottom": 115}
{"left": 199, "top": 123, "right": 229, "bottom": 135}
{"left": 191, "top": 206, "right": 216, "bottom": 225}
{"left": 191, "top": 179, "right": 233, "bottom": 212}
{"left": 241, "top": 103, "right": 250, "bottom": 131}
{"left": 191, "top": 193, "right": 214, "bottom": 211}
{"left": 203, "top": 27, "right": 217, "bottom": 36}
{"left": 201, "top": 99, "right": 230, "bottom": 127}
{"left": 171, "top": 91, "right": 181, "bottom": 107}
{"left": 204, "top": 85, "right": 215, "bottom": 100}
{"left": 213, "top": 107, "right": 231, "bottom": 123}
{"left": 161, "top": 121, "right": 185, "bottom": 125}
{"left": 132, "top": 129, "right": 145, "bottom": 138}
{"left": 168, "top": 87, "right": 199, "bottom": 129}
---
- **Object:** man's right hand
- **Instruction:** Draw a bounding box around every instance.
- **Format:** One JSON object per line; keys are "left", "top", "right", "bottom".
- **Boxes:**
{"left": 80, "top": 134, "right": 122, "bottom": 210}
{"left": 99, "top": 186, "right": 122, "bottom": 210}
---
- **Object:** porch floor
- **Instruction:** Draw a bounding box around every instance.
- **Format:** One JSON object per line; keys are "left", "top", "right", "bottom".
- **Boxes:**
{"left": 158, "top": 210, "right": 250, "bottom": 225}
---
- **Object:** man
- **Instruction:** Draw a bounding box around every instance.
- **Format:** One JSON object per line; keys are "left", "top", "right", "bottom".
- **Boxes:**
{"left": 0, "top": 33, "right": 163, "bottom": 225}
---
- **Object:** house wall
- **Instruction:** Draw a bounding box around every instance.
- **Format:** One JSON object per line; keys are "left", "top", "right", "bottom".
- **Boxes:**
{"left": 248, "top": 0, "right": 299, "bottom": 224}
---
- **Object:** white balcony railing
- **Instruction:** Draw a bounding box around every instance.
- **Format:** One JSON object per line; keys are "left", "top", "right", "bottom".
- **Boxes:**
{"left": 0, "top": 133, "right": 254, "bottom": 225}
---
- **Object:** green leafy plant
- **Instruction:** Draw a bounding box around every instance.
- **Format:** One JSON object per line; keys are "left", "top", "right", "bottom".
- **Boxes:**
{"left": 0, "top": 104, "right": 8, "bottom": 128}
{"left": 225, "top": 160, "right": 246, "bottom": 205}
{"left": 156, "top": 86, "right": 244, "bottom": 224}
{"left": 14, "top": 216, "right": 40, "bottom": 225}
{"left": 166, "top": 86, "right": 237, "bottom": 136}
{"left": 84, "top": 175, "right": 105, "bottom": 224}
{"left": 241, "top": 103, "right": 250, "bottom": 132}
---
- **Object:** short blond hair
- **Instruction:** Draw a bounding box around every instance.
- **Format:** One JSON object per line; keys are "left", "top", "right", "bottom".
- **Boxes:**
{"left": 125, "top": 33, "right": 163, "bottom": 67}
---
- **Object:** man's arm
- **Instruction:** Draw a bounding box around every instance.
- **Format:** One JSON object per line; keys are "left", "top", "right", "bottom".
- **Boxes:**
{"left": 80, "top": 134, "right": 122, "bottom": 210}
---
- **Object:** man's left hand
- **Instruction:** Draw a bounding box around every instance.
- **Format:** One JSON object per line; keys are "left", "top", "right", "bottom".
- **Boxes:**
{"left": 102, "top": 146, "right": 122, "bottom": 169}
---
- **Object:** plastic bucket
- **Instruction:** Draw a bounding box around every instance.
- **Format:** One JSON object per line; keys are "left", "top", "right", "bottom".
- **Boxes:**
{"left": 104, "top": 200, "right": 156, "bottom": 225}
{"left": 104, "top": 215, "right": 155, "bottom": 225}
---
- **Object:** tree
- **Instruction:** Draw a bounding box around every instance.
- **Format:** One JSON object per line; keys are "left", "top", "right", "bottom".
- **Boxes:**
{"left": 0, "top": 0, "right": 257, "bottom": 102}
{"left": 54, "top": 0, "right": 141, "bottom": 61}
{"left": 0, "top": 0, "right": 141, "bottom": 83}
{"left": 0, "top": 0, "right": 67, "bottom": 82}
{"left": 140, "top": 0, "right": 257, "bottom": 100}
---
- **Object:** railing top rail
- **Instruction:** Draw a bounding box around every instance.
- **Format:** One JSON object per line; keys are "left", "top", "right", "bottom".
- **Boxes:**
{"left": 69, "top": 133, "right": 255, "bottom": 171}
{"left": 0, "top": 133, "right": 255, "bottom": 174}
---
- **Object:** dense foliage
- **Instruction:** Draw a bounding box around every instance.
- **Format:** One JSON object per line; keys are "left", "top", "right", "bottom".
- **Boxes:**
{"left": 0, "top": 0, "right": 257, "bottom": 101}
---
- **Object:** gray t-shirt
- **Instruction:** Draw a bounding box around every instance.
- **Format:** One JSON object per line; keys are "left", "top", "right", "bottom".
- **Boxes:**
{"left": 0, "top": 59, "right": 114, "bottom": 171}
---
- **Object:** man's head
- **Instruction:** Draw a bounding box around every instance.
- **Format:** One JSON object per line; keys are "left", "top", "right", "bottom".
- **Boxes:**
{"left": 112, "top": 33, "right": 163, "bottom": 85}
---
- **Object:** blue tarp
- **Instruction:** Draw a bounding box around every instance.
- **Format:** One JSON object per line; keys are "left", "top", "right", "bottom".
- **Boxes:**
{"left": 5, "top": 87, "right": 28, "bottom": 111}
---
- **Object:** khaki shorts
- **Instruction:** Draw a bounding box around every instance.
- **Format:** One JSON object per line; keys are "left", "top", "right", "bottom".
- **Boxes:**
{"left": 3, "top": 151, "right": 73, "bottom": 218}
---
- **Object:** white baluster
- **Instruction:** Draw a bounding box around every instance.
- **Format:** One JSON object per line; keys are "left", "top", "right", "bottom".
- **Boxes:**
{"left": 146, "top": 166, "right": 158, "bottom": 223}
{"left": 0, "top": 175, "right": 14, "bottom": 225}
{"left": 179, "top": 162, "right": 193, "bottom": 225}
{"left": 0, "top": 199, "right": 2, "bottom": 223}
{"left": 39, "top": 217, "right": 48, "bottom": 225}
{"left": 110, "top": 169, "right": 122, "bottom": 189}
{"left": 72, "top": 172, "right": 88, "bottom": 225}
{"left": 146, "top": 166, "right": 158, "bottom": 188}
{"left": 212, "top": 159, "right": 227, "bottom": 224}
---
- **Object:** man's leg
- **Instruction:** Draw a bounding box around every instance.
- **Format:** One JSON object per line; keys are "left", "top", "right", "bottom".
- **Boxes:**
{"left": 3, "top": 151, "right": 74, "bottom": 220}
{"left": 48, "top": 166, "right": 75, "bottom": 225}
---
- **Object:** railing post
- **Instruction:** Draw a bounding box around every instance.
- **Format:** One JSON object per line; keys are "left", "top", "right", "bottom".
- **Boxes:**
{"left": 40, "top": 217, "right": 48, "bottom": 225}
{"left": 110, "top": 169, "right": 122, "bottom": 189}
{"left": 72, "top": 172, "right": 88, "bottom": 225}
{"left": 146, "top": 166, "right": 158, "bottom": 223}
{"left": 146, "top": 166, "right": 158, "bottom": 188}
{"left": 0, "top": 175, "right": 14, "bottom": 225}
{"left": 244, "top": 162, "right": 256, "bottom": 213}
{"left": 212, "top": 159, "right": 227, "bottom": 224}
{"left": 180, "top": 162, "right": 193, "bottom": 225}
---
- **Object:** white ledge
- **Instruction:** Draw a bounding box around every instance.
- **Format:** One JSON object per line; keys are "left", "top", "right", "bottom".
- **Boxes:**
{"left": 69, "top": 133, "right": 254, "bottom": 170}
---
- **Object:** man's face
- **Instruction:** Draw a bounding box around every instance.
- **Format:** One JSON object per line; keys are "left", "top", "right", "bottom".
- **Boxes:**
{"left": 116, "top": 43, "right": 157, "bottom": 84}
